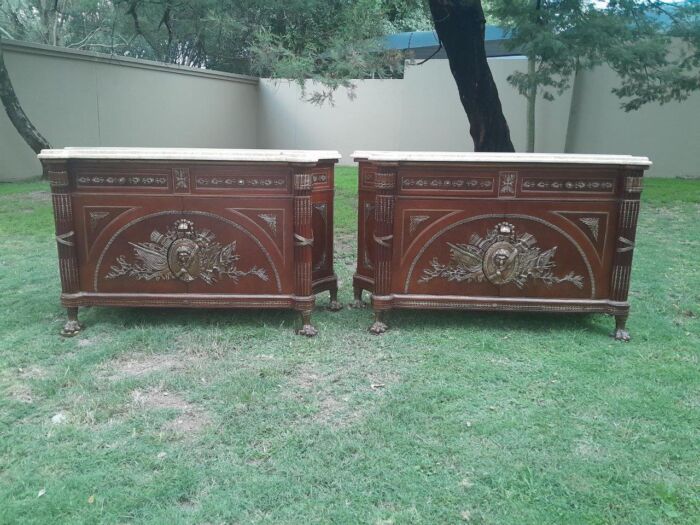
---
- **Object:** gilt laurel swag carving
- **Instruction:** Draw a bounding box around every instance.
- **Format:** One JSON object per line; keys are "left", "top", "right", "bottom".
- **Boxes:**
{"left": 579, "top": 217, "right": 600, "bottom": 241}
{"left": 419, "top": 222, "right": 584, "bottom": 289}
{"left": 106, "top": 219, "right": 268, "bottom": 285}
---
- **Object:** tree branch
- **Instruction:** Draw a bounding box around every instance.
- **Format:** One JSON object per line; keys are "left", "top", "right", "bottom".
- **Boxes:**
{"left": 0, "top": 39, "right": 51, "bottom": 153}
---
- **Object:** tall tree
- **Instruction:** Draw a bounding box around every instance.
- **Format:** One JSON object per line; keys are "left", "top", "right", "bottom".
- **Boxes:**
{"left": 0, "top": 38, "right": 50, "bottom": 153}
{"left": 490, "top": 0, "right": 700, "bottom": 151}
{"left": 427, "top": 0, "right": 515, "bottom": 151}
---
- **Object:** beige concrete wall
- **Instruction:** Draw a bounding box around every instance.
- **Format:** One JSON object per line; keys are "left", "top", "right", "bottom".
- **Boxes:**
{"left": 257, "top": 57, "right": 574, "bottom": 164}
{"left": 2, "top": 39, "right": 697, "bottom": 180}
{"left": 0, "top": 40, "right": 259, "bottom": 180}
{"left": 565, "top": 65, "right": 700, "bottom": 177}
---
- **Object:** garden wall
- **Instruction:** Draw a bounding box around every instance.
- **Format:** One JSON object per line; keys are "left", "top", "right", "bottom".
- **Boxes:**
{"left": 1, "top": 39, "right": 698, "bottom": 180}
{"left": 257, "top": 58, "right": 573, "bottom": 163}
{"left": 0, "top": 40, "right": 259, "bottom": 181}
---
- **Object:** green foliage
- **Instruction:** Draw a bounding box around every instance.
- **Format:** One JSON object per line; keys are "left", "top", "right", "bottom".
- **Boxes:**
{"left": 247, "top": 0, "right": 429, "bottom": 102}
{"left": 0, "top": 172, "right": 699, "bottom": 523}
{"left": 0, "top": 0, "right": 429, "bottom": 89}
{"left": 490, "top": 0, "right": 700, "bottom": 112}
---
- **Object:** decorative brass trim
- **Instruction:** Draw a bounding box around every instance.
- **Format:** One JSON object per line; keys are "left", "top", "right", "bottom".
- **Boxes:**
{"left": 375, "top": 172, "right": 397, "bottom": 189}
{"left": 521, "top": 178, "right": 615, "bottom": 193}
{"left": 618, "top": 200, "right": 640, "bottom": 230}
{"left": 313, "top": 203, "right": 328, "bottom": 222}
{"left": 375, "top": 195, "right": 394, "bottom": 222}
{"left": 95, "top": 211, "right": 282, "bottom": 292}
{"left": 404, "top": 214, "right": 595, "bottom": 296}
{"left": 498, "top": 171, "right": 517, "bottom": 198}
{"left": 105, "top": 218, "right": 269, "bottom": 285}
{"left": 257, "top": 213, "right": 278, "bottom": 234}
{"left": 77, "top": 175, "right": 168, "bottom": 187}
{"left": 419, "top": 221, "right": 584, "bottom": 289}
{"left": 363, "top": 201, "right": 375, "bottom": 270}
{"left": 616, "top": 236, "right": 635, "bottom": 253}
{"left": 52, "top": 194, "right": 72, "bottom": 222}
{"left": 197, "top": 176, "right": 286, "bottom": 189}
{"left": 56, "top": 231, "right": 76, "bottom": 247}
{"left": 48, "top": 170, "right": 69, "bottom": 187}
{"left": 401, "top": 176, "right": 493, "bottom": 191}
{"left": 392, "top": 296, "right": 624, "bottom": 314}
{"left": 374, "top": 234, "right": 393, "bottom": 248}
{"left": 294, "top": 233, "right": 314, "bottom": 247}
{"left": 611, "top": 264, "right": 632, "bottom": 299}
{"left": 293, "top": 173, "right": 313, "bottom": 191}
{"left": 579, "top": 217, "right": 600, "bottom": 240}
{"left": 624, "top": 176, "right": 643, "bottom": 193}
{"left": 173, "top": 168, "right": 190, "bottom": 191}
{"left": 89, "top": 211, "right": 111, "bottom": 231}
{"left": 409, "top": 215, "right": 429, "bottom": 235}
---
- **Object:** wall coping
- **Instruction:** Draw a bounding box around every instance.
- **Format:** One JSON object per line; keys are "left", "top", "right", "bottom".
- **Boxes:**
{"left": 0, "top": 38, "right": 259, "bottom": 85}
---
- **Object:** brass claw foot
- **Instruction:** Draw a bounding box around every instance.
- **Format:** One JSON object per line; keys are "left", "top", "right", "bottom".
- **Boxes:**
{"left": 297, "top": 324, "right": 318, "bottom": 337}
{"left": 612, "top": 328, "right": 631, "bottom": 342}
{"left": 369, "top": 321, "right": 388, "bottom": 335}
{"left": 328, "top": 300, "right": 343, "bottom": 312}
{"left": 61, "top": 319, "right": 83, "bottom": 337}
{"left": 61, "top": 307, "right": 82, "bottom": 337}
{"left": 349, "top": 299, "right": 366, "bottom": 309}
{"left": 612, "top": 314, "right": 630, "bottom": 342}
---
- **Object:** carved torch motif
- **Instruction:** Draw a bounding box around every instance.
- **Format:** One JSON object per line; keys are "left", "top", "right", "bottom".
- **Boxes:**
{"left": 419, "top": 222, "right": 584, "bottom": 289}
{"left": 106, "top": 219, "right": 268, "bottom": 284}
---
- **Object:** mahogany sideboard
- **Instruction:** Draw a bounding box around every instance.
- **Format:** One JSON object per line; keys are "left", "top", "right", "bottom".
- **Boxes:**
{"left": 352, "top": 151, "right": 651, "bottom": 340}
{"left": 39, "top": 148, "right": 342, "bottom": 337}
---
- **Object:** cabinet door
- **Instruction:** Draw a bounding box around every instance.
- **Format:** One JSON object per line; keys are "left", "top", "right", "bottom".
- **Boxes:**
{"left": 73, "top": 195, "right": 189, "bottom": 294}
{"left": 396, "top": 199, "right": 614, "bottom": 301}
{"left": 499, "top": 201, "right": 615, "bottom": 300}
{"left": 181, "top": 197, "right": 291, "bottom": 295}
{"left": 396, "top": 201, "right": 504, "bottom": 297}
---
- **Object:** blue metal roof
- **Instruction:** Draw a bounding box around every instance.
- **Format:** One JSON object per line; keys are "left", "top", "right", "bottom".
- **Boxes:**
{"left": 382, "top": 26, "right": 510, "bottom": 51}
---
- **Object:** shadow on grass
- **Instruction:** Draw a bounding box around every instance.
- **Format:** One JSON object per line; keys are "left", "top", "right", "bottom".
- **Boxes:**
{"left": 73, "top": 304, "right": 614, "bottom": 339}
{"left": 384, "top": 309, "right": 612, "bottom": 337}
{"left": 81, "top": 305, "right": 301, "bottom": 332}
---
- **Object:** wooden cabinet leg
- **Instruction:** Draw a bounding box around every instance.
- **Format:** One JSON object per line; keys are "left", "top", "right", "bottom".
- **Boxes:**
{"left": 61, "top": 307, "right": 83, "bottom": 337}
{"left": 297, "top": 310, "right": 318, "bottom": 337}
{"left": 612, "top": 314, "right": 630, "bottom": 342}
{"left": 350, "top": 283, "right": 366, "bottom": 309}
{"left": 369, "top": 310, "right": 388, "bottom": 335}
{"left": 328, "top": 283, "right": 343, "bottom": 312}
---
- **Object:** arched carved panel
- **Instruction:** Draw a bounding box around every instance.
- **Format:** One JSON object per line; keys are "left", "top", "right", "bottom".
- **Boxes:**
{"left": 94, "top": 211, "right": 282, "bottom": 293}
{"left": 405, "top": 214, "right": 595, "bottom": 299}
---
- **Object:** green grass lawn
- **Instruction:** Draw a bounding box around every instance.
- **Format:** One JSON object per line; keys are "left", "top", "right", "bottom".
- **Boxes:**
{"left": 1, "top": 170, "right": 699, "bottom": 524}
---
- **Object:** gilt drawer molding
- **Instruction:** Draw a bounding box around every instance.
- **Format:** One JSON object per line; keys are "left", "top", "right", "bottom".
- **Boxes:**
{"left": 352, "top": 151, "right": 651, "bottom": 341}
{"left": 39, "top": 147, "right": 343, "bottom": 337}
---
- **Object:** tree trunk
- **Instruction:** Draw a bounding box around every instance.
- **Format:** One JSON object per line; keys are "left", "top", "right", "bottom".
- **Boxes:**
{"left": 0, "top": 40, "right": 51, "bottom": 154}
{"left": 526, "top": 55, "right": 536, "bottom": 152}
{"left": 428, "top": 0, "right": 515, "bottom": 152}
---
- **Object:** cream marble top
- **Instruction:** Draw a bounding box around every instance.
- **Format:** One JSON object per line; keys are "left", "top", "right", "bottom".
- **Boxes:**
{"left": 352, "top": 151, "right": 652, "bottom": 167}
{"left": 38, "top": 148, "right": 342, "bottom": 163}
